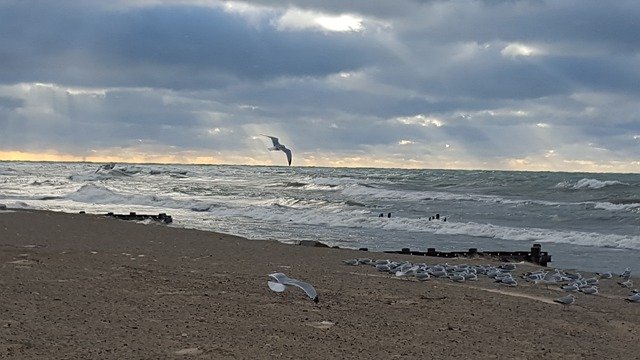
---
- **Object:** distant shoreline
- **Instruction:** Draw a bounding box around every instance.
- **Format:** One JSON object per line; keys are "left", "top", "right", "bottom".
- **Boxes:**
{"left": 3, "top": 159, "right": 638, "bottom": 174}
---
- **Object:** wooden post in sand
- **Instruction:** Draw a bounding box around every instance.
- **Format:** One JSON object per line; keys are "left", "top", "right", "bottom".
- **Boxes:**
{"left": 530, "top": 244, "right": 541, "bottom": 264}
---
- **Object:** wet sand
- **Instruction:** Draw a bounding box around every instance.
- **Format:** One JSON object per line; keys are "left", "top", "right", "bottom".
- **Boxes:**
{"left": 1, "top": 210, "right": 639, "bottom": 359}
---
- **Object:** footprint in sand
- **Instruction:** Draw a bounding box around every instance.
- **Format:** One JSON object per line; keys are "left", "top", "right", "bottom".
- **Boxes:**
{"left": 174, "top": 347, "right": 203, "bottom": 356}
{"left": 307, "top": 321, "right": 335, "bottom": 330}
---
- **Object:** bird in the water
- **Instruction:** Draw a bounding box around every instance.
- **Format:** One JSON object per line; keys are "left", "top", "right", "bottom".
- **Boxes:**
{"left": 261, "top": 134, "right": 292, "bottom": 166}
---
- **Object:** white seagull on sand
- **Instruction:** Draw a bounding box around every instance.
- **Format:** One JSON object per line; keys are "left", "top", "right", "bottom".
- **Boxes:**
{"left": 268, "top": 272, "right": 318, "bottom": 303}
{"left": 261, "top": 134, "right": 292, "bottom": 166}
{"left": 554, "top": 294, "right": 576, "bottom": 305}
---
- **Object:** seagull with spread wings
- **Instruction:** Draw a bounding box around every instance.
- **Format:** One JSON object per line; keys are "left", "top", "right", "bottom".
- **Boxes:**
{"left": 261, "top": 134, "right": 292, "bottom": 166}
{"left": 268, "top": 272, "right": 318, "bottom": 303}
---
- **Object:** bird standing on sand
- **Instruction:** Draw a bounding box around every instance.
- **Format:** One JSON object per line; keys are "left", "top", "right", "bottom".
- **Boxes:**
{"left": 261, "top": 134, "right": 292, "bottom": 166}
{"left": 554, "top": 294, "right": 576, "bottom": 306}
{"left": 618, "top": 279, "right": 634, "bottom": 288}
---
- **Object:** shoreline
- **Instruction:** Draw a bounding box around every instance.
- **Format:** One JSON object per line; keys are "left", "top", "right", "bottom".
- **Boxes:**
{"left": 1, "top": 209, "right": 639, "bottom": 358}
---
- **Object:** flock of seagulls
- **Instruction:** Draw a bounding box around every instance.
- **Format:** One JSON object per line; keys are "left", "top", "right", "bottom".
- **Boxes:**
{"left": 265, "top": 259, "right": 637, "bottom": 306}
{"left": 340, "top": 258, "right": 639, "bottom": 305}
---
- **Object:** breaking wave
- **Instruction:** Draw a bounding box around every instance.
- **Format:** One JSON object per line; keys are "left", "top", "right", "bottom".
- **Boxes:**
{"left": 555, "top": 178, "right": 628, "bottom": 190}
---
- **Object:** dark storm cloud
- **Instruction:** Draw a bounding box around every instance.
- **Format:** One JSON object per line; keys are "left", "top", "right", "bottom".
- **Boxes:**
{"left": 394, "top": 0, "right": 640, "bottom": 51}
{"left": 0, "top": 1, "right": 388, "bottom": 89}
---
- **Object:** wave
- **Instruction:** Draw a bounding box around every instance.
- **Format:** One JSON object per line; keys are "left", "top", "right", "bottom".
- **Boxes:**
{"left": 197, "top": 203, "right": 640, "bottom": 251}
{"left": 283, "top": 181, "right": 308, "bottom": 187}
{"left": 190, "top": 203, "right": 217, "bottom": 212}
{"left": 302, "top": 184, "right": 339, "bottom": 191}
{"left": 312, "top": 176, "right": 359, "bottom": 187}
{"left": 61, "top": 184, "right": 349, "bottom": 215}
{"left": 0, "top": 167, "right": 18, "bottom": 175}
{"left": 30, "top": 180, "right": 58, "bottom": 186}
{"left": 344, "top": 200, "right": 366, "bottom": 207}
{"left": 341, "top": 183, "right": 640, "bottom": 214}
{"left": 149, "top": 168, "right": 188, "bottom": 176}
{"left": 434, "top": 221, "right": 640, "bottom": 251}
{"left": 341, "top": 184, "right": 564, "bottom": 207}
{"left": 69, "top": 170, "right": 131, "bottom": 182}
{"left": 39, "top": 196, "right": 61, "bottom": 201}
{"left": 64, "top": 184, "right": 205, "bottom": 210}
{"left": 555, "top": 178, "right": 628, "bottom": 190}
{"left": 593, "top": 202, "right": 640, "bottom": 211}
{"left": 117, "top": 166, "right": 143, "bottom": 175}
{"left": 1, "top": 201, "right": 33, "bottom": 209}
{"left": 273, "top": 180, "right": 340, "bottom": 191}
{"left": 607, "top": 198, "right": 640, "bottom": 205}
{"left": 266, "top": 197, "right": 335, "bottom": 210}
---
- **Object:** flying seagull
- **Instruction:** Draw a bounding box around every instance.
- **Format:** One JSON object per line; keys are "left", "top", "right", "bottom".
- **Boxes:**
{"left": 268, "top": 272, "right": 318, "bottom": 303}
{"left": 261, "top": 134, "right": 292, "bottom": 166}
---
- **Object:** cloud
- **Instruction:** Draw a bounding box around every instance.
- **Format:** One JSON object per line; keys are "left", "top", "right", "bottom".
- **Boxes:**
{"left": 0, "top": 1, "right": 387, "bottom": 89}
{"left": 275, "top": 8, "right": 364, "bottom": 32}
{"left": 395, "top": 114, "right": 444, "bottom": 127}
{"left": 501, "top": 43, "right": 546, "bottom": 58}
{"left": 0, "top": 0, "right": 639, "bottom": 172}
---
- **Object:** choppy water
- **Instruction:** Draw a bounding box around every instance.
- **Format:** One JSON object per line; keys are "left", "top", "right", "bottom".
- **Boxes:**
{"left": 1, "top": 161, "right": 639, "bottom": 273}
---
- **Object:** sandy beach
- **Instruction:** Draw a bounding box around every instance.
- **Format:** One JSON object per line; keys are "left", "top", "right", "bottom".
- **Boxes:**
{"left": 1, "top": 210, "right": 639, "bottom": 359}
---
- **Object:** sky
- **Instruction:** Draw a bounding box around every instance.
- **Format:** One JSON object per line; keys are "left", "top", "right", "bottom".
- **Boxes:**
{"left": 1, "top": 0, "right": 639, "bottom": 172}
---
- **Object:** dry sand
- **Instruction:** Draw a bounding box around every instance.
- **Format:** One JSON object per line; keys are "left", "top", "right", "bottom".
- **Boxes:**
{"left": 0, "top": 210, "right": 639, "bottom": 359}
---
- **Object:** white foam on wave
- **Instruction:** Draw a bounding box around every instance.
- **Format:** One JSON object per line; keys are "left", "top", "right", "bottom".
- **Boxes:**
{"left": 555, "top": 178, "right": 628, "bottom": 190}
{"left": 0, "top": 167, "right": 19, "bottom": 176}
{"left": 69, "top": 170, "right": 131, "bottom": 182}
{"left": 311, "top": 176, "right": 359, "bottom": 187}
{"left": 266, "top": 176, "right": 344, "bottom": 191}
{"left": 1, "top": 201, "right": 33, "bottom": 209}
{"left": 148, "top": 167, "right": 188, "bottom": 176}
{"left": 64, "top": 184, "right": 204, "bottom": 210}
{"left": 117, "top": 166, "right": 143, "bottom": 175}
{"left": 196, "top": 201, "right": 640, "bottom": 251}
{"left": 302, "top": 183, "right": 339, "bottom": 191}
{"left": 61, "top": 184, "right": 347, "bottom": 215}
{"left": 594, "top": 202, "right": 640, "bottom": 211}
{"left": 342, "top": 183, "right": 464, "bottom": 201}
{"left": 341, "top": 184, "right": 565, "bottom": 207}
{"left": 341, "top": 183, "right": 638, "bottom": 213}
{"left": 433, "top": 221, "right": 640, "bottom": 250}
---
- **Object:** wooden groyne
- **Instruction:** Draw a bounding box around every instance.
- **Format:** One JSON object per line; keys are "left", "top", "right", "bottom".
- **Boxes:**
{"left": 106, "top": 212, "right": 173, "bottom": 224}
{"left": 79, "top": 211, "right": 173, "bottom": 224}
{"left": 298, "top": 240, "right": 551, "bottom": 267}
{"left": 379, "top": 243, "right": 551, "bottom": 266}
